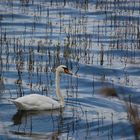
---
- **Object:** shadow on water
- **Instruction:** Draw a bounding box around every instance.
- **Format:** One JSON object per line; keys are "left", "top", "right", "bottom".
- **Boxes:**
{"left": 11, "top": 109, "right": 64, "bottom": 126}
{"left": 10, "top": 109, "right": 65, "bottom": 139}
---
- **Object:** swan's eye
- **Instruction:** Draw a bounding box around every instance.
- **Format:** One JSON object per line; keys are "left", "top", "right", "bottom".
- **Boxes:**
{"left": 63, "top": 67, "right": 69, "bottom": 74}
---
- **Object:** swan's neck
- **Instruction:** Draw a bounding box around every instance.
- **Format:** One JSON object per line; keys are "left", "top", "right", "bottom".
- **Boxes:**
{"left": 56, "top": 71, "right": 64, "bottom": 106}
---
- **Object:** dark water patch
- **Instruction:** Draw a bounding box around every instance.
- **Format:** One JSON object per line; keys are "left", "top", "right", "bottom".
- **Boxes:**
{"left": 0, "top": 22, "right": 49, "bottom": 29}
{"left": 107, "top": 15, "right": 140, "bottom": 22}
{"left": 125, "top": 66, "right": 140, "bottom": 76}
{"left": 79, "top": 64, "right": 123, "bottom": 76}
{"left": 104, "top": 49, "right": 140, "bottom": 58}
{"left": 67, "top": 97, "right": 124, "bottom": 113}
{"left": 114, "top": 6, "right": 140, "bottom": 11}
{"left": 0, "top": 14, "right": 31, "bottom": 20}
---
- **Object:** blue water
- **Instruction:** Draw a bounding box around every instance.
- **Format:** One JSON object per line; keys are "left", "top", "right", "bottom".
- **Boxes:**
{"left": 0, "top": 0, "right": 140, "bottom": 139}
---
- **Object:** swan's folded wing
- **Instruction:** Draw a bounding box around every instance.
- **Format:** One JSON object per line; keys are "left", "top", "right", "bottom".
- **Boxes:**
{"left": 10, "top": 94, "right": 60, "bottom": 110}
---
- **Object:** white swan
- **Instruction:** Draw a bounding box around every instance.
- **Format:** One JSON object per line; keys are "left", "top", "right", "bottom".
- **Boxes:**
{"left": 9, "top": 65, "right": 72, "bottom": 110}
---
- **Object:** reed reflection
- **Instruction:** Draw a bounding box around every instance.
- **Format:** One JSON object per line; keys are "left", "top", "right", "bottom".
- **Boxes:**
{"left": 10, "top": 109, "right": 65, "bottom": 139}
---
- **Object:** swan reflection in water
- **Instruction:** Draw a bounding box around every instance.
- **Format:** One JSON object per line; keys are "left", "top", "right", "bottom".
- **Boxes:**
{"left": 10, "top": 109, "right": 65, "bottom": 139}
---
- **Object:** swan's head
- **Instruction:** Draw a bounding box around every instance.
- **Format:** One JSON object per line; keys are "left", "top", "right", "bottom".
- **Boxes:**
{"left": 56, "top": 65, "right": 72, "bottom": 75}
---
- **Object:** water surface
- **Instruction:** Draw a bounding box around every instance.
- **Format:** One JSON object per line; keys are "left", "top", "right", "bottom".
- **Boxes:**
{"left": 0, "top": 0, "right": 140, "bottom": 139}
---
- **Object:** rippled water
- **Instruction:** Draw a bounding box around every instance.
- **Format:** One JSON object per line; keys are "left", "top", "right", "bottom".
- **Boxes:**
{"left": 0, "top": 0, "right": 140, "bottom": 139}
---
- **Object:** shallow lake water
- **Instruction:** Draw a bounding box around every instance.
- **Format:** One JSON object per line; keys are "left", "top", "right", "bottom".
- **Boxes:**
{"left": 0, "top": 0, "right": 140, "bottom": 139}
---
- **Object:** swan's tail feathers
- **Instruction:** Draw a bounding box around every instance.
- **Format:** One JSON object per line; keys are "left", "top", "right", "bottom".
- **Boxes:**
{"left": 8, "top": 99, "right": 18, "bottom": 105}
{"left": 8, "top": 99, "right": 15, "bottom": 103}
{"left": 8, "top": 99, "right": 24, "bottom": 110}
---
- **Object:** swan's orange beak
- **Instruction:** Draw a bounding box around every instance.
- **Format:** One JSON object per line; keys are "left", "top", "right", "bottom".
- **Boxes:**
{"left": 64, "top": 68, "right": 72, "bottom": 75}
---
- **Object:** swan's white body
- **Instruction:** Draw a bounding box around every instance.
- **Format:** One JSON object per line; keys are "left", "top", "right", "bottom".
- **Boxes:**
{"left": 9, "top": 65, "right": 71, "bottom": 110}
{"left": 10, "top": 94, "right": 62, "bottom": 110}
